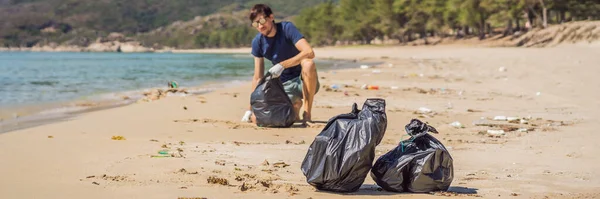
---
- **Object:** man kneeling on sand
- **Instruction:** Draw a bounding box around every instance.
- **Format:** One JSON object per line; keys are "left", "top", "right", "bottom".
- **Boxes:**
{"left": 241, "top": 4, "right": 320, "bottom": 125}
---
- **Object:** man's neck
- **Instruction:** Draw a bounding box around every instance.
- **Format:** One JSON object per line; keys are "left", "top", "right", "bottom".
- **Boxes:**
{"left": 266, "top": 23, "right": 277, "bottom": 38}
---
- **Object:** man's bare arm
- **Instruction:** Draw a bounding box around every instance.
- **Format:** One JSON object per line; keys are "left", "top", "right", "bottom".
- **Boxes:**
{"left": 277, "top": 38, "right": 315, "bottom": 68}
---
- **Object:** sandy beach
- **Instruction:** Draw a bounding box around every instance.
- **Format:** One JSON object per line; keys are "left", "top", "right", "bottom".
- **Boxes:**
{"left": 1, "top": 44, "right": 599, "bottom": 199}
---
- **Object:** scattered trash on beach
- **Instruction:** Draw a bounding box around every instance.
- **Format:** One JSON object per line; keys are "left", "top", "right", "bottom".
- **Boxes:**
{"left": 487, "top": 130, "right": 505, "bottom": 136}
{"left": 536, "top": 92, "right": 541, "bottom": 96}
{"left": 158, "top": 150, "right": 169, "bottom": 155}
{"left": 151, "top": 148, "right": 184, "bottom": 158}
{"left": 517, "top": 128, "right": 532, "bottom": 132}
{"left": 450, "top": 121, "right": 464, "bottom": 128}
{"left": 330, "top": 84, "right": 340, "bottom": 90}
{"left": 493, "top": 116, "right": 519, "bottom": 122}
{"left": 111, "top": 136, "right": 125, "bottom": 140}
{"left": 361, "top": 84, "right": 379, "bottom": 90}
{"left": 138, "top": 88, "right": 189, "bottom": 103}
{"left": 493, "top": 116, "right": 507, "bottom": 121}
{"left": 417, "top": 107, "right": 432, "bottom": 114}
{"left": 360, "top": 65, "right": 370, "bottom": 69}
{"left": 498, "top": 67, "right": 507, "bottom": 72}
{"left": 47, "top": 135, "right": 54, "bottom": 138}
{"left": 372, "top": 69, "right": 381, "bottom": 74}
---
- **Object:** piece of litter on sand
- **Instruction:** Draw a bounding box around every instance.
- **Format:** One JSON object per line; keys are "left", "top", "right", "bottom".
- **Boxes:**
{"left": 418, "top": 107, "right": 432, "bottom": 114}
{"left": 487, "top": 130, "right": 505, "bottom": 136}
{"left": 158, "top": 150, "right": 169, "bottom": 155}
{"left": 372, "top": 69, "right": 381, "bottom": 74}
{"left": 493, "top": 116, "right": 507, "bottom": 121}
{"left": 450, "top": 121, "right": 464, "bottom": 128}
{"left": 360, "top": 65, "right": 370, "bottom": 69}
{"left": 536, "top": 92, "right": 541, "bottom": 96}
{"left": 498, "top": 67, "right": 507, "bottom": 72}
{"left": 111, "top": 136, "right": 126, "bottom": 140}
{"left": 507, "top": 117, "right": 519, "bottom": 122}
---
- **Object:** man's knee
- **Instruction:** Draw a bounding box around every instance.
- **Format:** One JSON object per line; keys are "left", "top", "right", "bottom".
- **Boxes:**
{"left": 301, "top": 59, "right": 316, "bottom": 74}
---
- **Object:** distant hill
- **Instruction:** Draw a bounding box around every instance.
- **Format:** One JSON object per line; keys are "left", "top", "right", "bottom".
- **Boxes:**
{"left": 0, "top": 0, "right": 335, "bottom": 48}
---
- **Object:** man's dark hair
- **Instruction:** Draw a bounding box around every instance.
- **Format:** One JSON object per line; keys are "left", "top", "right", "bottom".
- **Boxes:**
{"left": 249, "top": 4, "right": 273, "bottom": 21}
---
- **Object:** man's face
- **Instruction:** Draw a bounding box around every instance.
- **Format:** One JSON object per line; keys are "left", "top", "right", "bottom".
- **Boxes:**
{"left": 252, "top": 14, "right": 274, "bottom": 36}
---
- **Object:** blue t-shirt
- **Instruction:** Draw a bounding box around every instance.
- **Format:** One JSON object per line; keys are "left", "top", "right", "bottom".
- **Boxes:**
{"left": 251, "top": 21, "right": 304, "bottom": 83}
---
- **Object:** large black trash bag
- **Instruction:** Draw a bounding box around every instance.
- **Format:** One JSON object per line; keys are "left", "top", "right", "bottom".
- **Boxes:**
{"left": 301, "top": 98, "right": 387, "bottom": 192}
{"left": 370, "top": 119, "right": 454, "bottom": 193}
{"left": 250, "top": 72, "right": 295, "bottom": 128}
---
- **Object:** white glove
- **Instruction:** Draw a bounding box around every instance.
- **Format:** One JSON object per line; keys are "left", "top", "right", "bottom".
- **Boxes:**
{"left": 268, "top": 64, "right": 285, "bottom": 78}
{"left": 241, "top": 110, "right": 252, "bottom": 123}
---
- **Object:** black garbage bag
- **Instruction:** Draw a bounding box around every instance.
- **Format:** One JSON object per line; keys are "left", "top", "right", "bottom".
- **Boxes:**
{"left": 370, "top": 119, "right": 454, "bottom": 193}
{"left": 250, "top": 72, "right": 295, "bottom": 128}
{"left": 301, "top": 98, "right": 387, "bottom": 192}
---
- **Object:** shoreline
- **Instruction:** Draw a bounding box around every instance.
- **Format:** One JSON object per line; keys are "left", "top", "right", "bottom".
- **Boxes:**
{"left": 0, "top": 57, "right": 370, "bottom": 134}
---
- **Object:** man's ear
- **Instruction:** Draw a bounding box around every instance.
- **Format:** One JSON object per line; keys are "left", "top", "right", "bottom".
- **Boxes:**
{"left": 269, "top": 14, "right": 275, "bottom": 21}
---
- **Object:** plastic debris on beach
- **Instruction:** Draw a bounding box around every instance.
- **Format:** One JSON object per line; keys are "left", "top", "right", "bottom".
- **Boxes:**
{"left": 417, "top": 107, "right": 432, "bottom": 114}
{"left": 450, "top": 121, "right": 464, "bottom": 128}
{"left": 487, "top": 130, "right": 505, "bottom": 136}
{"left": 111, "top": 136, "right": 126, "bottom": 140}
{"left": 137, "top": 88, "right": 189, "bottom": 103}
{"left": 361, "top": 84, "right": 379, "bottom": 90}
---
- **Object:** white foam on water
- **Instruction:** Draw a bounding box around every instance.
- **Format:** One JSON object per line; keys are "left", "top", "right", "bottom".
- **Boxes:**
{"left": 36, "top": 106, "right": 89, "bottom": 116}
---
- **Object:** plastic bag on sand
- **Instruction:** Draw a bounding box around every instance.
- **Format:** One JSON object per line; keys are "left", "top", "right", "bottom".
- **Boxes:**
{"left": 301, "top": 98, "right": 387, "bottom": 192}
{"left": 250, "top": 72, "right": 295, "bottom": 127}
{"left": 370, "top": 119, "right": 454, "bottom": 193}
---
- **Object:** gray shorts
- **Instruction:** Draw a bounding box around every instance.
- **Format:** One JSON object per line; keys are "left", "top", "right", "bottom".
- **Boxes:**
{"left": 282, "top": 75, "right": 320, "bottom": 103}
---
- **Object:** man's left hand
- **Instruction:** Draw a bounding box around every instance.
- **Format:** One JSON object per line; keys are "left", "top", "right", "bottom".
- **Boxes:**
{"left": 268, "top": 64, "right": 284, "bottom": 78}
